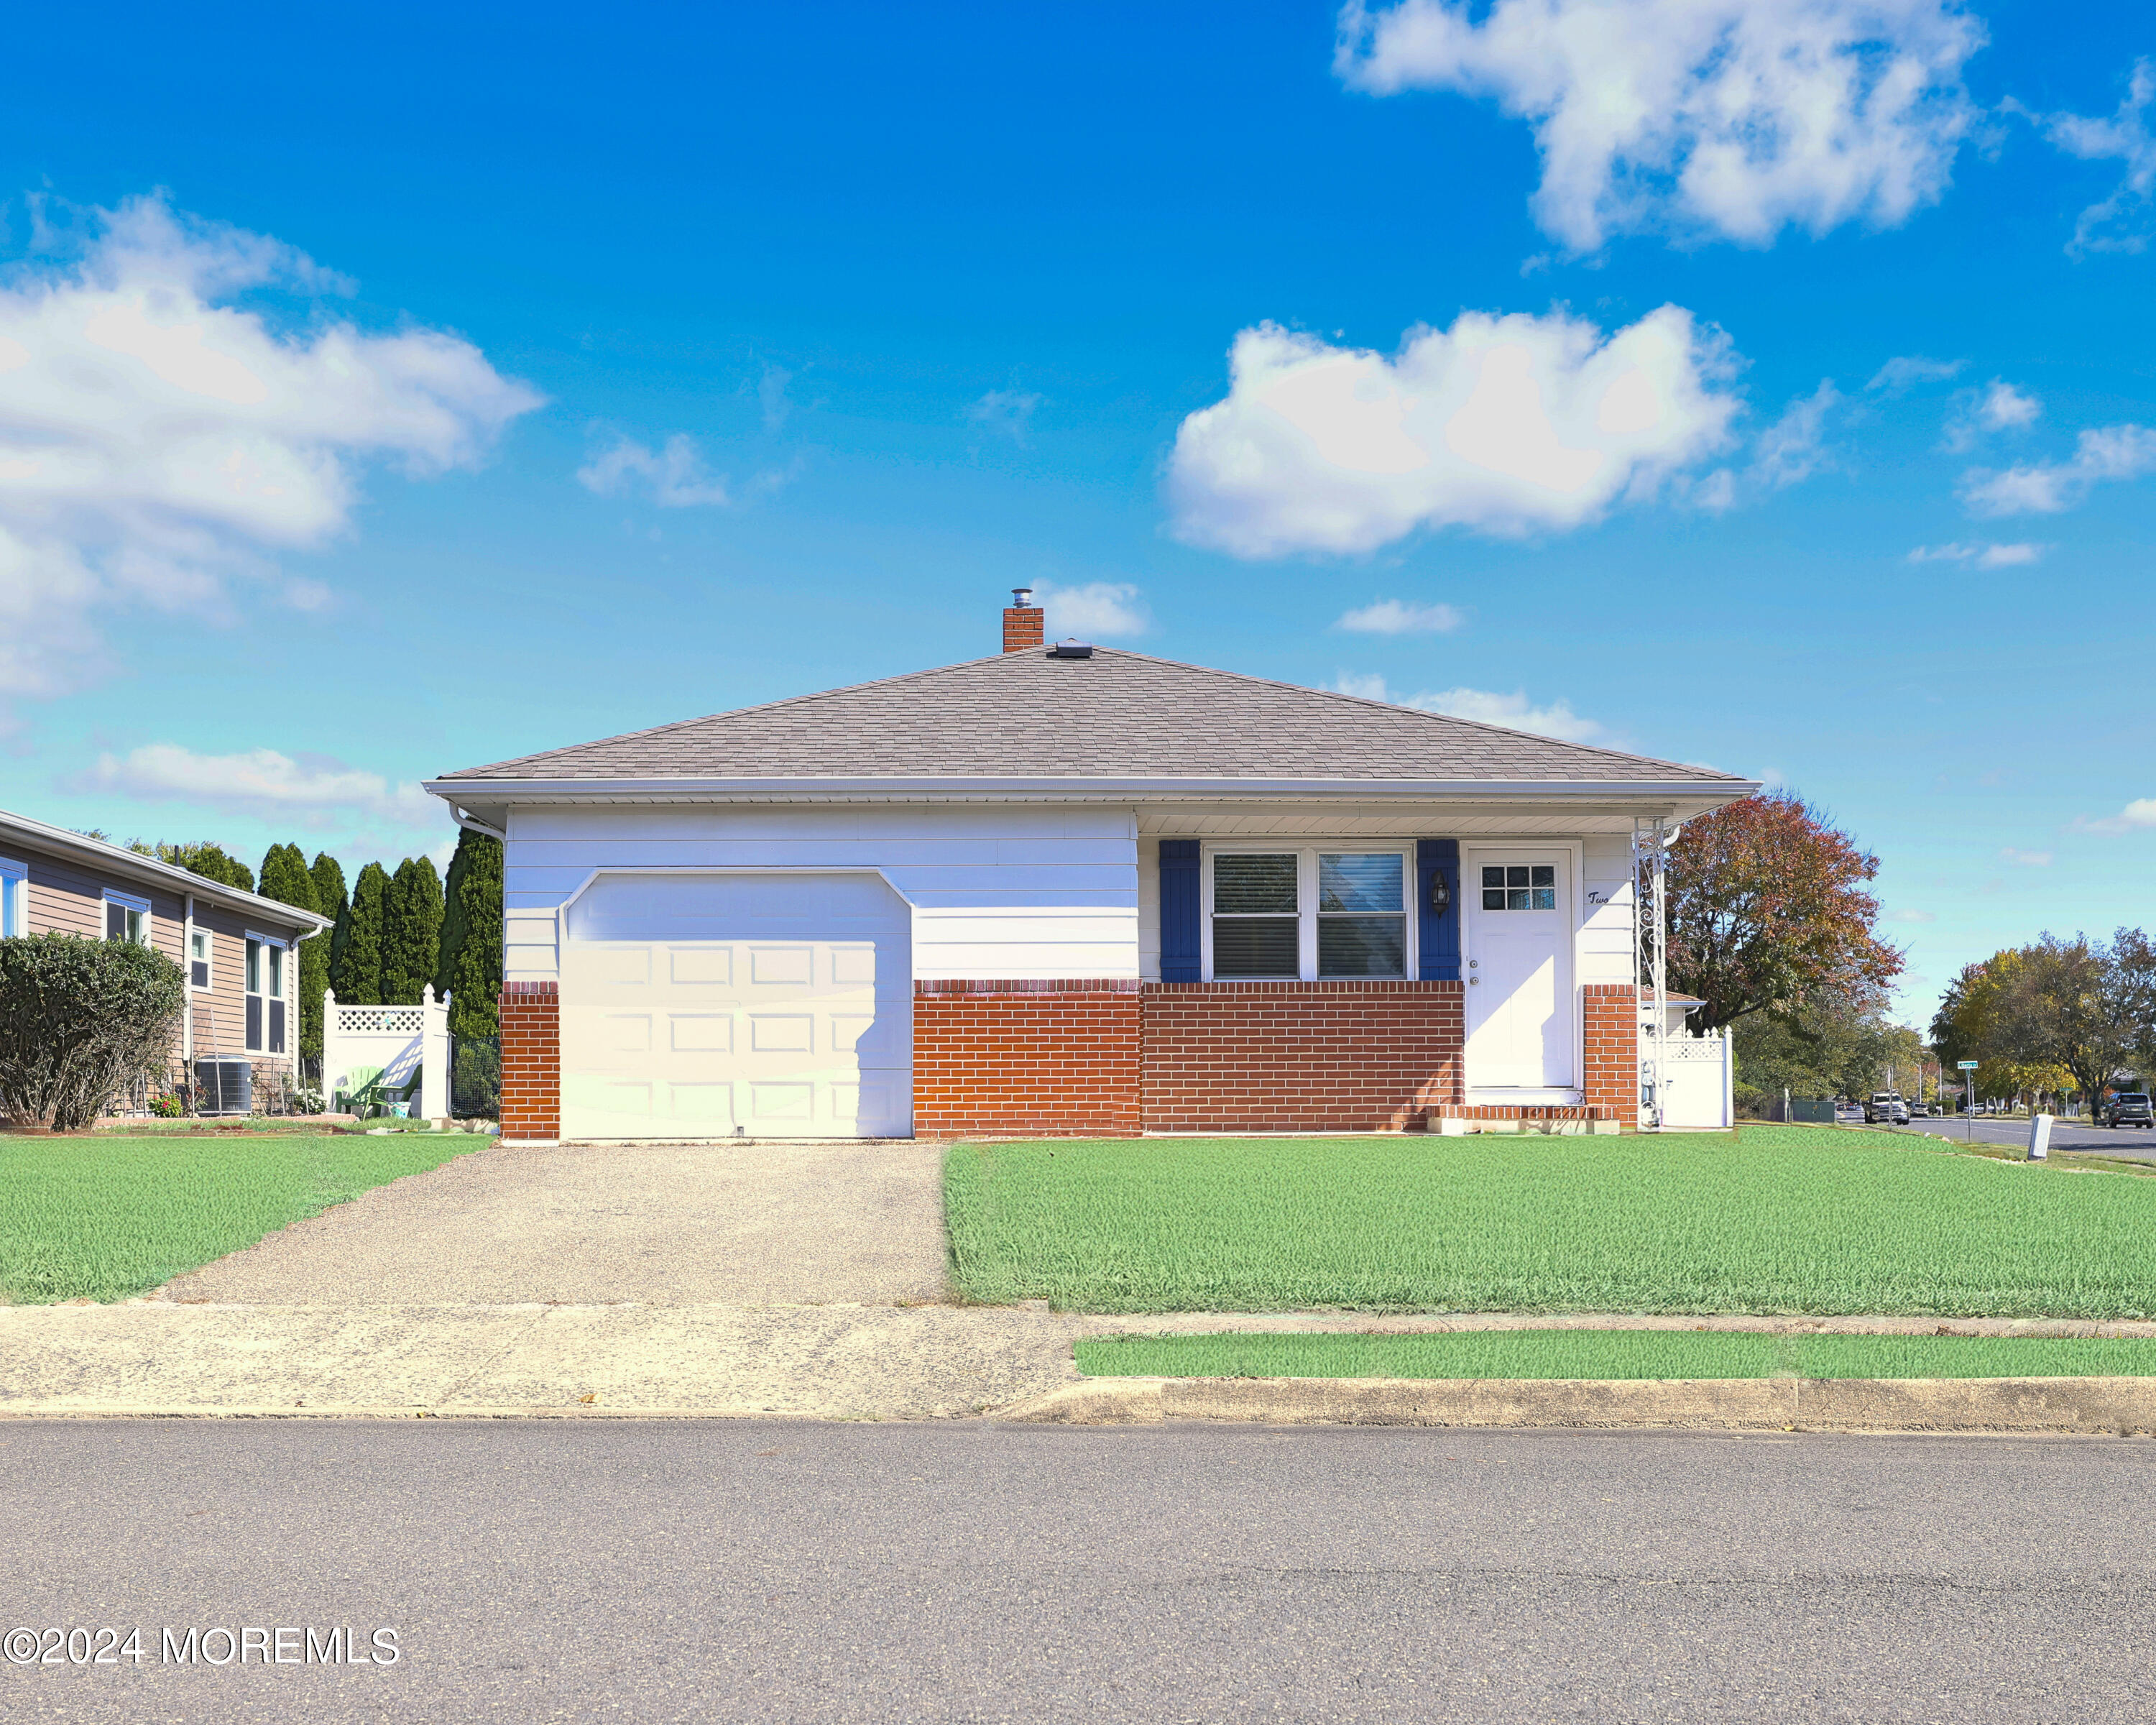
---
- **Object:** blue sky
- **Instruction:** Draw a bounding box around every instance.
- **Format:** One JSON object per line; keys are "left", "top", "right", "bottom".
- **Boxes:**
{"left": 0, "top": 0, "right": 2150, "bottom": 1024}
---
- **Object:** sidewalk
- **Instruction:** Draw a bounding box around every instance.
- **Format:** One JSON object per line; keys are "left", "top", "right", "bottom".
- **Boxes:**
{"left": 9, "top": 1303, "right": 2156, "bottom": 1422}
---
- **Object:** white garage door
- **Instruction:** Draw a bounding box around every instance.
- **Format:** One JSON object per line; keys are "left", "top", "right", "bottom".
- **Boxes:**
{"left": 559, "top": 871, "right": 912, "bottom": 1140}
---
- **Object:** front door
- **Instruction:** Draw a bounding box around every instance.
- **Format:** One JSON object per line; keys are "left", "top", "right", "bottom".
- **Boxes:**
{"left": 1462, "top": 850, "right": 1575, "bottom": 1092}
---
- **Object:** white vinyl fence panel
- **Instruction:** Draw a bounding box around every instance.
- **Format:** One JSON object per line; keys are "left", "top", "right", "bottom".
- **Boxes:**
{"left": 323, "top": 987, "right": 450, "bottom": 1121}
{"left": 1657, "top": 1027, "right": 1733, "bottom": 1131}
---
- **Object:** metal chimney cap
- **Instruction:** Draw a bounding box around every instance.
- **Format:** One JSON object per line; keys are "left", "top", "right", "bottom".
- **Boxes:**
{"left": 1010, "top": 586, "right": 1035, "bottom": 608}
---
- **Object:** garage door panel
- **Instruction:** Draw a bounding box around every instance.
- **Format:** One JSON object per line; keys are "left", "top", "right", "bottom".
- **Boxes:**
{"left": 669, "top": 947, "right": 732, "bottom": 985}
{"left": 561, "top": 871, "right": 912, "bottom": 1140}
{"left": 668, "top": 1013, "right": 732, "bottom": 1053}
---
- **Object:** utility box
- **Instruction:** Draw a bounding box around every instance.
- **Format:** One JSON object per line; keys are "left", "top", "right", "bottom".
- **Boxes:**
{"left": 193, "top": 1057, "right": 253, "bottom": 1118}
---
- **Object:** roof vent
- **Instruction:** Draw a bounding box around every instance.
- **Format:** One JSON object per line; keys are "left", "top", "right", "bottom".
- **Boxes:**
{"left": 1046, "top": 638, "right": 1094, "bottom": 660}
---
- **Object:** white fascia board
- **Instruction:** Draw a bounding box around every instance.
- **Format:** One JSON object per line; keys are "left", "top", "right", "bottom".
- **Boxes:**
{"left": 0, "top": 808, "right": 333, "bottom": 933}
{"left": 425, "top": 775, "right": 1759, "bottom": 809}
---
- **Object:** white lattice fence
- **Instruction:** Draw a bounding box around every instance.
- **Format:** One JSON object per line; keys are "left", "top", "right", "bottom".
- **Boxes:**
{"left": 1657, "top": 1028, "right": 1733, "bottom": 1130}
{"left": 323, "top": 987, "right": 450, "bottom": 1120}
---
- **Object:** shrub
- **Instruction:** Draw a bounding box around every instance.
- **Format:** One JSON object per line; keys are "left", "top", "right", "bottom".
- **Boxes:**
{"left": 0, "top": 934, "right": 185, "bottom": 1131}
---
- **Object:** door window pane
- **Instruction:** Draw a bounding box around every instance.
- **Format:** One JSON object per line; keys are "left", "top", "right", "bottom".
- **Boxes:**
{"left": 1481, "top": 862, "right": 1557, "bottom": 911}
{"left": 1319, "top": 853, "right": 1403, "bottom": 912}
{"left": 1319, "top": 916, "right": 1406, "bottom": 978}
{"left": 1212, "top": 854, "right": 1296, "bottom": 913}
{"left": 1212, "top": 916, "right": 1299, "bottom": 978}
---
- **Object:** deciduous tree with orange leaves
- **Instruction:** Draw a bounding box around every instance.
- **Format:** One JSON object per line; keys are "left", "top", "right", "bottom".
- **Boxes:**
{"left": 1664, "top": 791, "right": 1903, "bottom": 1033}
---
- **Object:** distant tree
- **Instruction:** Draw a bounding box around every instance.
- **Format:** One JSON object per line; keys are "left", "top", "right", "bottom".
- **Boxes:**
{"left": 1732, "top": 990, "right": 1926, "bottom": 1104}
{"left": 382, "top": 856, "right": 444, "bottom": 1006}
{"left": 256, "top": 845, "right": 326, "bottom": 1059}
{"left": 333, "top": 862, "right": 390, "bottom": 1003}
{"left": 138, "top": 842, "right": 255, "bottom": 893}
{"left": 1664, "top": 791, "right": 1903, "bottom": 1033}
{"left": 435, "top": 829, "right": 502, "bottom": 1039}
{"left": 1988, "top": 934, "right": 2139, "bottom": 1116}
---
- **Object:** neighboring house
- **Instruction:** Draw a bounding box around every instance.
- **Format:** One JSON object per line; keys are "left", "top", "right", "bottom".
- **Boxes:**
{"left": 0, "top": 809, "right": 331, "bottom": 1103}
{"left": 426, "top": 594, "right": 1756, "bottom": 1143}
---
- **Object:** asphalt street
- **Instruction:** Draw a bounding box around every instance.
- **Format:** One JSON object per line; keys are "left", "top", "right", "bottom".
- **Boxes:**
{"left": 7, "top": 1420, "right": 2156, "bottom": 1722}
{"left": 1870, "top": 1112, "right": 2156, "bottom": 1161}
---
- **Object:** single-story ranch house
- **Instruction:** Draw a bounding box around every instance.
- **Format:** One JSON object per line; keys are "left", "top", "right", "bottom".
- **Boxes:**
{"left": 0, "top": 807, "right": 328, "bottom": 1109}
{"left": 428, "top": 595, "right": 1754, "bottom": 1142}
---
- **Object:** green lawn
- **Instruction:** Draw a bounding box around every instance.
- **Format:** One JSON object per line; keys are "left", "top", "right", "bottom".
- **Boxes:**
{"left": 944, "top": 1127, "right": 2156, "bottom": 1317}
{"left": 1076, "top": 1329, "right": 2156, "bottom": 1381}
{"left": 0, "top": 1132, "right": 480, "bottom": 1304}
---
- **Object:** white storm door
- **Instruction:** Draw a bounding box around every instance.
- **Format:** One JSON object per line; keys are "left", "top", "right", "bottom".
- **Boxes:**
{"left": 1462, "top": 851, "right": 1575, "bottom": 1091}
{"left": 559, "top": 871, "right": 912, "bottom": 1140}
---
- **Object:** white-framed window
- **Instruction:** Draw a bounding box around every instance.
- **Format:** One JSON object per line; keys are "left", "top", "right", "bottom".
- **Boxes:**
{"left": 1202, "top": 845, "right": 1413, "bottom": 980}
{"left": 103, "top": 888, "right": 150, "bottom": 946}
{"left": 244, "top": 931, "right": 289, "bottom": 1054}
{"left": 188, "top": 925, "right": 213, "bottom": 990}
{"left": 0, "top": 855, "right": 24, "bottom": 938}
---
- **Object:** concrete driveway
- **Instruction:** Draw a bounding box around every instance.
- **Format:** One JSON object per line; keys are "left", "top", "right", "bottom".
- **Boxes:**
{"left": 155, "top": 1138, "right": 949, "bottom": 1307}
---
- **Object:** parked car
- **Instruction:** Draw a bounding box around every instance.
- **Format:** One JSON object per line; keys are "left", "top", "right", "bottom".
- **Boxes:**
{"left": 2101, "top": 1093, "right": 2155, "bottom": 1129}
{"left": 1865, "top": 1092, "right": 1909, "bottom": 1126}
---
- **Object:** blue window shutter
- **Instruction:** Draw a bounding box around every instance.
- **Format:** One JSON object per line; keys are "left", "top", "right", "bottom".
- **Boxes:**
{"left": 1159, "top": 840, "right": 1200, "bottom": 983}
{"left": 1416, "top": 839, "right": 1460, "bottom": 980}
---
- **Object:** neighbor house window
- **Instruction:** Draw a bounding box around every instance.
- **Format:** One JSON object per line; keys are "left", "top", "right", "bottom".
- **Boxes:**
{"left": 103, "top": 890, "right": 149, "bottom": 946}
{"left": 0, "top": 857, "right": 24, "bottom": 937}
{"left": 188, "top": 926, "right": 213, "bottom": 990}
{"left": 244, "top": 932, "right": 288, "bottom": 1054}
{"left": 1205, "top": 847, "right": 1411, "bottom": 980}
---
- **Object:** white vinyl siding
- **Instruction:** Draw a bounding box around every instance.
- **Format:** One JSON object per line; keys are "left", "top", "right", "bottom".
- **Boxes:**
{"left": 504, "top": 804, "right": 1141, "bottom": 984}
{"left": 1577, "top": 834, "right": 1635, "bottom": 987}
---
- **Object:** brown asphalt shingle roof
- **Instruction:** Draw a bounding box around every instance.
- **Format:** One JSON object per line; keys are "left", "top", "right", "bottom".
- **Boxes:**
{"left": 437, "top": 648, "right": 1748, "bottom": 785}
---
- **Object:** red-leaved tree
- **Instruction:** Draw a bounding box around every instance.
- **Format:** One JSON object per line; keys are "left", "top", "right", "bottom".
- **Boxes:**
{"left": 1664, "top": 791, "right": 1903, "bottom": 1032}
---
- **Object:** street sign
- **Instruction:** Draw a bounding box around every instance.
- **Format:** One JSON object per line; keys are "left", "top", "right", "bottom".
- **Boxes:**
{"left": 1957, "top": 1060, "right": 1979, "bottom": 1070}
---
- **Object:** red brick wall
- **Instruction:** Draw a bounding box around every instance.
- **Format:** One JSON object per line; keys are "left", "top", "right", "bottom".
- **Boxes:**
{"left": 499, "top": 981, "right": 561, "bottom": 1140}
{"left": 913, "top": 980, "right": 1141, "bottom": 1137}
{"left": 1001, "top": 606, "right": 1044, "bottom": 653}
{"left": 1582, "top": 983, "right": 1639, "bottom": 1129}
{"left": 1141, "top": 980, "right": 1465, "bottom": 1134}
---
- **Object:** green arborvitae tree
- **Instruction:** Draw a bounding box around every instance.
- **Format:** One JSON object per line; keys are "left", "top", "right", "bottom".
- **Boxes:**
{"left": 257, "top": 844, "right": 326, "bottom": 1060}
{"left": 435, "top": 829, "right": 503, "bottom": 1039}
{"left": 382, "top": 856, "right": 445, "bottom": 1006}
{"left": 334, "top": 862, "right": 390, "bottom": 1004}
{"left": 139, "top": 842, "right": 256, "bottom": 893}
{"left": 312, "top": 852, "right": 351, "bottom": 990}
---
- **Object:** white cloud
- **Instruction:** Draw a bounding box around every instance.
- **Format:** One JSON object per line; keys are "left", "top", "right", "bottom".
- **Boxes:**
{"left": 1866, "top": 354, "right": 1963, "bottom": 395}
{"left": 0, "top": 192, "right": 540, "bottom": 707}
{"left": 1335, "top": 598, "right": 1465, "bottom": 634}
{"left": 1999, "top": 847, "right": 2053, "bottom": 866}
{"left": 1889, "top": 908, "right": 1937, "bottom": 924}
{"left": 1031, "top": 578, "right": 1149, "bottom": 638}
{"left": 758, "top": 364, "right": 793, "bottom": 432}
{"left": 2079, "top": 799, "right": 2156, "bottom": 835}
{"left": 1943, "top": 378, "right": 2041, "bottom": 451}
{"left": 965, "top": 389, "right": 1041, "bottom": 447}
{"left": 1685, "top": 380, "right": 1843, "bottom": 512}
{"left": 577, "top": 433, "right": 736, "bottom": 507}
{"left": 1332, "top": 672, "right": 1606, "bottom": 742}
{"left": 1336, "top": 0, "right": 1984, "bottom": 252}
{"left": 1167, "top": 305, "right": 1738, "bottom": 558}
{"left": 2024, "top": 58, "right": 2156, "bottom": 256}
{"left": 1907, "top": 540, "right": 2045, "bottom": 567}
{"left": 1959, "top": 424, "right": 2156, "bottom": 515}
{"left": 80, "top": 742, "right": 439, "bottom": 829}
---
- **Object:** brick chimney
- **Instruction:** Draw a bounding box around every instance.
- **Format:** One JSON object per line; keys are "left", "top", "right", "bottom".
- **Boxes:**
{"left": 1002, "top": 586, "right": 1044, "bottom": 653}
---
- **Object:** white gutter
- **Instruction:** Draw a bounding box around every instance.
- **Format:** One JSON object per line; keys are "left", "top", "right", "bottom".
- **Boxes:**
{"left": 0, "top": 808, "right": 332, "bottom": 932}
{"left": 425, "top": 773, "right": 1759, "bottom": 804}
{"left": 445, "top": 802, "right": 507, "bottom": 841}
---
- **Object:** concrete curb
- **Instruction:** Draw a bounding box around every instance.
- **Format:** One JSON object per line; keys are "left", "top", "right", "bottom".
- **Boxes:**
{"left": 1003, "top": 1375, "right": 2156, "bottom": 1434}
